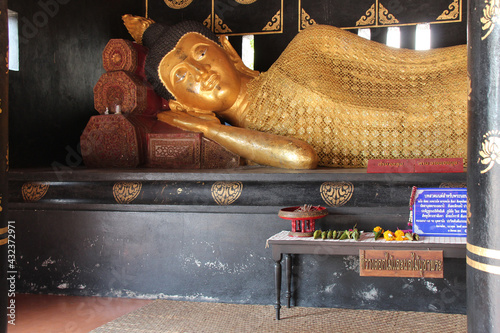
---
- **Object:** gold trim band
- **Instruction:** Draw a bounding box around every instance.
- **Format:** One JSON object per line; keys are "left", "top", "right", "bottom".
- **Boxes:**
{"left": 467, "top": 256, "right": 500, "bottom": 276}
{"left": 0, "top": 238, "right": 7, "bottom": 246}
{"left": 467, "top": 242, "right": 500, "bottom": 260}
{"left": 0, "top": 226, "right": 7, "bottom": 235}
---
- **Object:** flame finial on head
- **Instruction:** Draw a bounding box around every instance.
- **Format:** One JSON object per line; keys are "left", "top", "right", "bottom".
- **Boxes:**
{"left": 122, "top": 14, "right": 155, "bottom": 44}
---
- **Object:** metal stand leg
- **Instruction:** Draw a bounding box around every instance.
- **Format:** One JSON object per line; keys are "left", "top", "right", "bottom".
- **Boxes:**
{"left": 285, "top": 254, "right": 292, "bottom": 308}
{"left": 274, "top": 256, "right": 282, "bottom": 320}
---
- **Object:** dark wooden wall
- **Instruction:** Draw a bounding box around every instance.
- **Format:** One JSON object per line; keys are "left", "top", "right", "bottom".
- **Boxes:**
{"left": 150, "top": 0, "right": 467, "bottom": 71}
{"left": 8, "top": 0, "right": 144, "bottom": 168}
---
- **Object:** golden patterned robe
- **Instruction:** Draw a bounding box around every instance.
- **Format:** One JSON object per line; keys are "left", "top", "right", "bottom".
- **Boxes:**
{"left": 241, "top": 25, "right": 468, "bottom": 167}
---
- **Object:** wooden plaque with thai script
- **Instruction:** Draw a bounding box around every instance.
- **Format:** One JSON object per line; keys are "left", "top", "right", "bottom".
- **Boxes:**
{"left": 359, "top": 250, "right": 444, "bottom": 278}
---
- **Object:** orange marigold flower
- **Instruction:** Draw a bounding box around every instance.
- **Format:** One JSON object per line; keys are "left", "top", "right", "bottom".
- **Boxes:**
{"left": 394, "top": 229, "right": 405, "bottom": 238}
{"left": 395, "top": 235, "right": 406, "bottom": 241}
{"left": 383, "top": 230, "right": 395, "bottom": 241}
{"left": 373, "top": 226, "right": 383, "bottom": 233}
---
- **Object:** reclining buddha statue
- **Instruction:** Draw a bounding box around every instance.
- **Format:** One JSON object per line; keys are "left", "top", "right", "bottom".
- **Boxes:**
{"left": 123, "top": 14, "right": 468, "bottom": 169}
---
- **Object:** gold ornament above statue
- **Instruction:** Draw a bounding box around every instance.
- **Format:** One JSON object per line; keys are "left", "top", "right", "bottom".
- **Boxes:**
{"left": 122, "top": 15, "right": 468, "bottom": 170}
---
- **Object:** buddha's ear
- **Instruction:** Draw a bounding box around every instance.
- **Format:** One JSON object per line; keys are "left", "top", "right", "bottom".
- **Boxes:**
{"left": 219, "top": 35, "right": 260, "bottom": 79}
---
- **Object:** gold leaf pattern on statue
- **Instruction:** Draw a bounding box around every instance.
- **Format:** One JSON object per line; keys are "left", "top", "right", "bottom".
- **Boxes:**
{"left": 235, "top": 0, "right": 257, "bottom": 4}
{"left": 437, "top": 0, "right": 461, "bottom": 20}
{"left": 356, "top": 4, "right": 376, "bottom": 26}
{"left": 214, "top": 14, "right": 232, "bottom": 33}
{"left": 479, "top": 130, "right": 500, "bottom": 174}
{"left": 378, "top": 3, "right": 399, "bottom": 25}
{"left": 113, "top": 181, "right": 142, "bottom": 204}
{"left": 320, "top": 182, "right": 354, "bottom": 207}
{"left": 211, "top": 181, "right": 243, "bottom": 205}
{"left": 22, "top": 182, "right": 50, "bottom": 202}
{"left": 163, "top": 0, "right": 193, "bottom": 9}
{"left": 481, "top": 0, "right": 500, "bottom": 40}
{"left": 263, "top": 10, "right": 281, "bottom": 31}
{"left": 300, "top": 9, "right": 317, "bottom": 30}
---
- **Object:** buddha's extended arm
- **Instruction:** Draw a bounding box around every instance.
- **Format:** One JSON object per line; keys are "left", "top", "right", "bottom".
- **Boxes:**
{"left": 157, "top": 111, "right": 318, "bottom": 169}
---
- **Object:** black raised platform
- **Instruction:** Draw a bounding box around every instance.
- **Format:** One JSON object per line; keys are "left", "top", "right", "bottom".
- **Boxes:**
{"left": 8, "top": 167, "right": 467, "bottom": 314}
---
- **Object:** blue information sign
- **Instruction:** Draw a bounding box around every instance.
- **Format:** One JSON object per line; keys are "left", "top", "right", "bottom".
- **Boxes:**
{"left": 412, "top": 188, "right": 467, "bottom": 237}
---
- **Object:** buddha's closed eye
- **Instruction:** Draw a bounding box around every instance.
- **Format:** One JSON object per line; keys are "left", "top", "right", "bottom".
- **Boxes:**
{"left": 193, "top": 45, "right": 208, "bottom": 60}
{"left": 174, "top": 68, "right": 187, "bottom": 83}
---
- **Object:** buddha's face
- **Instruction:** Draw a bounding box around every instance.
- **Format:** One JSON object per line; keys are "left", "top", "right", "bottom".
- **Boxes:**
{"left": 158, "top": 32, "right": 241, "bottom": 112}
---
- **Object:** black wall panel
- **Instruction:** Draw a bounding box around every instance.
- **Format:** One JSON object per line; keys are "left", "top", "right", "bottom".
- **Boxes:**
{"left": 8, "top": 0, "right": 143, "bottom": 168}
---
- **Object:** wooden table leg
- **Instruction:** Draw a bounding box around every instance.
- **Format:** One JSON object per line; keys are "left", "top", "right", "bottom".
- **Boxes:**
{"left": 285, "top": 254, "right": 292, "bottom": 308}
{"left": 274, "top": 255, "right": 282, "bottom": 320}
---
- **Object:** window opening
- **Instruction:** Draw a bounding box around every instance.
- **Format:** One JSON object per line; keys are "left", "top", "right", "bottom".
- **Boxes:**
{"left": 241, "top": 34, "right": 254, "bottom": 70}
{"left": 415, "top": 23, "right": 431, "bottom": 50}
{"left": 386, "top": 26, "right": 401, "bottom": 48}
{"left": 357, "top": 28, "right": 371, "bottom": 40}
{"left": 8, "top": 9, "right": 19, "bottom": 71}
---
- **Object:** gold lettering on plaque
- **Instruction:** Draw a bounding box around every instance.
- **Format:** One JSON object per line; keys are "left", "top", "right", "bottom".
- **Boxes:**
{"left": 211, "top": 181, "right": 243, "bottom": 205}
{"left": 113, "top": 181, "right": 142, "bottom": 204}
{"left": 320, "top": 182, "right": 353, "bottom": 207}
{"left": 22, "top": 182, "right": 50, "bottom": 202}
{"left": 360, "top": 250, "right": 444, "bottom": 278}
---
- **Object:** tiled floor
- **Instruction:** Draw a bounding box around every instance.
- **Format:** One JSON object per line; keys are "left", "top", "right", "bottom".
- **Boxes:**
{"left": 7, "top": 294, "right": 153, "bottom": 333}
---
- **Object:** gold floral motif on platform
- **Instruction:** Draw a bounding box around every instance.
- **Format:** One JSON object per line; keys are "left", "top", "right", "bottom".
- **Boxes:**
{"left": 235, "top": 0, "right": 257, "bottom": 4}
{"left": 113, "top": 181, "right": 142, "bottom": 204}
{"left": 479, "top": 130, "right": 500, "bottom": 174}
{"left": 481, "top": 0, "right": 500, "bottom": 40}
{"left": 22, "top": 182, "right": 50, "bottom": 202}
{"left": 320, "top": 182, "right": 354, "bottom": 207}
{"left": 163, "top": 0, "right": 193, "bottom": 9}
{"left": 211, "top": 181, "right": 243, "bottom": 205}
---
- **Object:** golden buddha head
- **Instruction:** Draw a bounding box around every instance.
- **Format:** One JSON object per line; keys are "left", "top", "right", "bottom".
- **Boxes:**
{"left": 157, "top": 32, "right": 241, "bottom": 112}
{"left": 123, "top": 15, "right": 258, "bottom": 112}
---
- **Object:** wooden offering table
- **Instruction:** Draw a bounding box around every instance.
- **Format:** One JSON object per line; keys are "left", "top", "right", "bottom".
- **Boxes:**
{"left": 267, "top": 231, "right": 466, "bottom": 320}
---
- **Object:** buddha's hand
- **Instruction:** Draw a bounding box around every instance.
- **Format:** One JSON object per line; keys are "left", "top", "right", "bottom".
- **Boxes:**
{"left": 157, "top": 110, "right": 221, "bottom": 134}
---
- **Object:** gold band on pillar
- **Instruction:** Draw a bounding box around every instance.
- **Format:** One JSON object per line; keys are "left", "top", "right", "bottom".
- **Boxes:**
{"left": 467, "top": 243, "right": 500, "bottom": 276}
{"left": 467, "top": 242, "right": 500, "bottom": 260}
{"left": 467, "top": 256, "right": 500, "bottom": 276}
